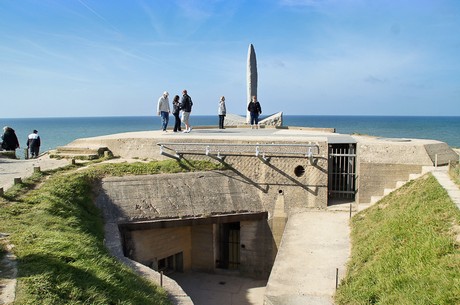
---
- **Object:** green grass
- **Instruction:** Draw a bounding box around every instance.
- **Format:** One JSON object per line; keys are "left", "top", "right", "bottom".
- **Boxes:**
{"left": 0, "top": 159, "right": 222, "bottom": 304}
{"left": 449, "top": 162, "right": 460, "bottom": 187}
{"left": 335, "top": 174, "right": 460, "bottom": 305}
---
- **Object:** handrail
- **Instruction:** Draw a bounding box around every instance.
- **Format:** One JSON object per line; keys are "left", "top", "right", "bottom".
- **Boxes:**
{"left": 157, "top": 142, "right": 321, "bottom": 163}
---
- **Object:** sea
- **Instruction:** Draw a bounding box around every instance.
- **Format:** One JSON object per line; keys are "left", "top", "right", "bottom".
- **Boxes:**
{"left": 1, "top": 115, "right": 459, "bottom": 157}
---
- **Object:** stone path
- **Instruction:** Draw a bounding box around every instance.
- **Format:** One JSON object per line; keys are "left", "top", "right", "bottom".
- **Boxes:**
{"left": 432, "top": 167, "right": 460, "bottom": 209}
{"left": 0, "top": 156, "right": 70, "bottom": 191}
{"left": 264, "top": 210, "right": 350, "bottom": 305}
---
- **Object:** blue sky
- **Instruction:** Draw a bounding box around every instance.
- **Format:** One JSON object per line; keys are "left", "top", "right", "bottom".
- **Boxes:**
{"left": 1, "top": 0, "right": 459, "bottom": 118}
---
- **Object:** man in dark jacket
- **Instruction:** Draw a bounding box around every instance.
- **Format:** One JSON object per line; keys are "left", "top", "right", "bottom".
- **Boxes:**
{"left": 27, "top": 129, "right": 41, "bottom": 158}
{"left": 247, "top": 95, "right": 262, "bottom": 128}
{"left": 1, "top": 126, "right": 20, "bottom": 151}
{"left": 180, "top": 89, "right": 193, "bottom": 133}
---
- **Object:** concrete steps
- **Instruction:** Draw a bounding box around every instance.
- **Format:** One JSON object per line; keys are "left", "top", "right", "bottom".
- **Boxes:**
{"left": 50, "top": 146, "right": 112, "bottom": 160}
{"left": 362, "top": 165, "right": 445, "bottom": 210}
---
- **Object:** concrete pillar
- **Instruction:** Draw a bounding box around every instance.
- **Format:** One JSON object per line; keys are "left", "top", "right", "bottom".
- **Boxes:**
{"left": 71, "top": 158, "right": 76, "bottom": 165}
{"left": 14, "top": 177, "right": 22, "bottom": 185}
{"left": 0, "top": 187, "right": 3, "bottom": 196}
{"left": 33, "top": 166, "right": 41, "bottom": 173}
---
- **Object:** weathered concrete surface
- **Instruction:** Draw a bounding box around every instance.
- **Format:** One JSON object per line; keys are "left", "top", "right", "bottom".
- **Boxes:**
{"left": 354, "top": 135, "right": 458, "bottom": 204}
{"left": 97, "top": 171, "right": 265, "bottom": 222}
{"left": 0, "top": 155, "right": 70, "bottom": 191}
{"left": 355, "top": 135, "right": 457, "bottom": 165}
{"left": 64, "top": 127, "right": 335, "bottom": 160}
{"left": 171, "top": 271, "right": 267, "bottom": 305}
{"left": 223, "top": 112, "right": 283, "bottom": 127}
{"left": 264, "top": 210, "right": 350, "bottom": 305}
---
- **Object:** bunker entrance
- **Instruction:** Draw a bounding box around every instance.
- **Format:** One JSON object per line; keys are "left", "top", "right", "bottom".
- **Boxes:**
{"left": 217, "top": 222, "right": 240, "bottom": 270}
{"left": 158, "top": 252, "right": 184, "bottom": 274}
{"left": 328, "top": 143, "right": 356, "bottom": 204}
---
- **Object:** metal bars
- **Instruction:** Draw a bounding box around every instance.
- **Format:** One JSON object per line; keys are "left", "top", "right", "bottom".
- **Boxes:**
{"left": 158, "top": 142, "right": 320, "bottom": 160}
{"left": 328, "top": 144, "right": 356, "bottom": 200}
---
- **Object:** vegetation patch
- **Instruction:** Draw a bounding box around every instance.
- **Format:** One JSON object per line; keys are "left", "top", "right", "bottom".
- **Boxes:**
{"left": 449, "top": 161, "right": 460, "bottom": 187}
{"left": 335, "top": 174, "right": 460, "bottom": 305}
{"left": 0, "top": 159, "right": 222, "bottom": 304}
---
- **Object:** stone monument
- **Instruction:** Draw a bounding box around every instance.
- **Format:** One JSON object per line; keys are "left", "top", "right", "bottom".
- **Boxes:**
{"left": 224, "top": 44, "right": 283, "bottom": 127}
{"left": 247, "top": 44, "right": 258, "bottom": 123}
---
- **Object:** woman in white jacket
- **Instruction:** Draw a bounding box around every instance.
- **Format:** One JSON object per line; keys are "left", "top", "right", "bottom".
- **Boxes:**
{"left": 218, "top": 96, "right": 226, "bottom": 129}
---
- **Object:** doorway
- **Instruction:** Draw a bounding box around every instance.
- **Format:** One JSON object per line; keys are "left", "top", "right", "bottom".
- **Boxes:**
{"left": 328, "top": 143, "right": 357, "bottom": 203}
{"left": 217, "top": 222, "right": 240, "bottom": 270}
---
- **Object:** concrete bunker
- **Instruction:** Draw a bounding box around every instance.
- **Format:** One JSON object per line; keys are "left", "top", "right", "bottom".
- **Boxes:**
{"left": 97, "top": 171, "right": 279, "bottom": 280}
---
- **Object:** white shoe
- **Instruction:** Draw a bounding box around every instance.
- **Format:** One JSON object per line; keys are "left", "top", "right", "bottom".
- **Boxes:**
{"left": 188, "top": 127, "right": 192, "bottom": 132}
{"left": 183, "top": 130, "right": 189, "bottom": 133}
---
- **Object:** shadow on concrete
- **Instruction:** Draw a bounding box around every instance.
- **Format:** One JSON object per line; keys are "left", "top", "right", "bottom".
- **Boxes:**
{"left": 170, "top": 271, "right": 267, "bottom": 305}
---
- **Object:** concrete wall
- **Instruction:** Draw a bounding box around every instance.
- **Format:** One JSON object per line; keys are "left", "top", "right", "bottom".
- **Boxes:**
{"left": 191, "top": 224, "right": 215, "bottom": 272}
{"left": 240, "top": 220, "right": 277, "bottom": 279}
{"left": 129, "top": 226, "right": 192, "bottom": 271}
{"left": 354, "top": 136, "right": 459, "bottom": 204}
{"left": 357, "top": 163, "right": 422, "bottom": 203}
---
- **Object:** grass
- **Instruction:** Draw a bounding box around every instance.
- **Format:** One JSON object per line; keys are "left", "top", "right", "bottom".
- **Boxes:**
{"left": 449, "top": 161, "right": 460, "bottom": 187}
{"left": 335, "top": 174, "right": 460, "bottom": 305}
{"left": 0, "top": 159, "right": 222, "bottom": 304}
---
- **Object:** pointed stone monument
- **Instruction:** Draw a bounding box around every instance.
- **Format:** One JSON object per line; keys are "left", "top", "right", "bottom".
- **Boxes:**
{"left": 224, "top": 44, "right": 283, "bottom": 127}
{"left": 247, "top": 44, "right": 258, "bottom": 123}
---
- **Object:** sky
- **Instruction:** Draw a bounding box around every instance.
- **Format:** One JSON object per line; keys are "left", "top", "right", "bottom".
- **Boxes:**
{"left": 1, "top": 0, "right": 459, "bottom": 118}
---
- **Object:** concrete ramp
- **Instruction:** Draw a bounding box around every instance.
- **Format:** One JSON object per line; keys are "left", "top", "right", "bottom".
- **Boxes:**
{"left": 264, "top": 210, "right": 350, "bottom": 305}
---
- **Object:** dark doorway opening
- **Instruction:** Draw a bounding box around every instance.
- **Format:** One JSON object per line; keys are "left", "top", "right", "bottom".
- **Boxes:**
{"left": 328, "top": 143, "right": 357, "bottom": 204}
{"left": 217, "top": 222, "right": 240, "bottom": 270}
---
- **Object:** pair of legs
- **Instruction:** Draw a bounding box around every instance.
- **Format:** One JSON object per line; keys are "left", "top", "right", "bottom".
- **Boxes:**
{"left": 250, "top": 113, "right": 259, "bottom": 127}
{"left": 182, "top": 112, "right": 192, "bottom": 132}
{"left": 29, "top": 147, "right": 39, "bottom": 158}
{"left": 173, "top": 113, "right": 181, "bottom": 132}
{"left": 160, "top": 111, "right": 169, "bottom": 131}
{"left": 219, "top": 115, "right": 225, "bottom": 129}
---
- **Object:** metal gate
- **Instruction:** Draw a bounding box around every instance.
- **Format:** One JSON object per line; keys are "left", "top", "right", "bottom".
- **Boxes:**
{"left": 217, "top": 222, "right": 240, "bottom": 270}
{"left": 328, "top": 144, "right": 356, "bottom": 201}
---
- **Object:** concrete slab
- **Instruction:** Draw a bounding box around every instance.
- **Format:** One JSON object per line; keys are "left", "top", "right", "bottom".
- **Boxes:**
{"left": 264, "top": 210, "right": 350, "bottom": 305}
{"left": 170, "top": 271, "right": 266, "bottom": 305}
{"left": 0, "top": 155, "right": 70, "bottom": 191}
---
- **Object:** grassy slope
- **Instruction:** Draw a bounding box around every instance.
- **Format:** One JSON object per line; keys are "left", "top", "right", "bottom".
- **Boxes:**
{"left": 450, "top": 162, "right": 460, "bottom": 187}
{"left": 0, "top": 159, "right": 221, "bottom": 305}
{"left": 335, "top": 174, "right": 460, "bottom": 305}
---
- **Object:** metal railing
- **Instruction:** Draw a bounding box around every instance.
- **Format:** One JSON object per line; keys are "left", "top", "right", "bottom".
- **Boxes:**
{"left": 157, "top": 142, "right": 320, "bottom": 162}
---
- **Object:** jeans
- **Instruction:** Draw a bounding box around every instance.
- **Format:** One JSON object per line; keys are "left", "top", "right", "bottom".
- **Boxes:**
{"left": 160, "top": 111, "right": 169, "bottom": 131}
{"left": 219, "top": 115, "right": 225, "bottom": 129}
{"left": 250, "top": 113, "right": 259, "bottom": 125}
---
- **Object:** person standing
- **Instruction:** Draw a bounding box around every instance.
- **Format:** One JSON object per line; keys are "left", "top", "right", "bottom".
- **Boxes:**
{"left": 1, "top": 126, "right": 20, "bottom": 151}
{"left": 172, "top": 95, "right": 182, "bottom": 132}
{"left": 157, "top": 91, "right": 170, "bottom": 132}
{"left": 180, "top": 89, "right": 193, "bottom": 133}
{"left": 26, "top": 129, "right": 41, "bottom": 159}
{"left": 247, "top": 95, "right": 262, "bottom": 129}
{"left": 218, "top": 96, "right": 226, "bottom": 129}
